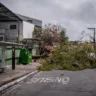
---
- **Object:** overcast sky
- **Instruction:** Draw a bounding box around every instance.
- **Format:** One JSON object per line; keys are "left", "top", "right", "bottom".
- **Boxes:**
{"left": 0, "top": 0, "right": 96, "bottom": 41}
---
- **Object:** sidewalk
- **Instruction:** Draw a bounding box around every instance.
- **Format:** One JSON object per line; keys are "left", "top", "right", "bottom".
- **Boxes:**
{"left": 0, "top": 62, "right": 40, "bottom": 87}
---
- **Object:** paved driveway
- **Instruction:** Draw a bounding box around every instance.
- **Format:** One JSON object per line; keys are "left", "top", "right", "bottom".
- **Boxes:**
{"left": 2, "top": 69, "right": 96, "bottom": 96}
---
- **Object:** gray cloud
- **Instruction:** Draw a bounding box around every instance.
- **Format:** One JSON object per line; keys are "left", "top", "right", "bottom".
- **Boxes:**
{"left": 69, "top": 0, "right": 96, "bottom": 23}
{"left": 0, "top": 0, "right": 96, "bottom": 41}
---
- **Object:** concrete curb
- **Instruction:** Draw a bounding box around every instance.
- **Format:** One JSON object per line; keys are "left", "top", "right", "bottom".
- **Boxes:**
{"left": 0, "top": 70, "right": 38, "bottom": 92}
{"left": 0, "top": 72, "right": 30, "bottom": 87}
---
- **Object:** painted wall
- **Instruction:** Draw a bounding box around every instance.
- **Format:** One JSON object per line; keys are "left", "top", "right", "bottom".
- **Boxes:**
{"left": 0, "top": 21, "right": 35, "bottom": 42}
{"left": 0, "top": 21, "right": 23, "bottom": 42}
{"left": 23, "top": 21, "right": 34, "bottom": 38}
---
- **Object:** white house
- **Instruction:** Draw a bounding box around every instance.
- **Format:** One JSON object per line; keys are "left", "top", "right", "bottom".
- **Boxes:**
{"left": 0, "top": 3, "right": 42, "bottom": 43}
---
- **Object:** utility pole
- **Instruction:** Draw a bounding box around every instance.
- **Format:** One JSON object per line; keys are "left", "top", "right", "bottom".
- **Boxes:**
{"left": 87, "top": 28, "right": 96, "bottom": 49}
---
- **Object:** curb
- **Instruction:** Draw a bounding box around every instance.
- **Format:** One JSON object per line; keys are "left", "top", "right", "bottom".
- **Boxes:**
{"left": 0, "top": 70, "right": 38, "bottom": 92}
{"left": 0, "top": 72, "right": 30, "bottom": 87}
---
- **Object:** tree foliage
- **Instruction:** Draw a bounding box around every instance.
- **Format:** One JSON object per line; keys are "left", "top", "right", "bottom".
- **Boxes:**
{"left": 33, "top": 23, "right": 68, "bottom": 44}
{"left": 59, "top": 28, "right": 68, "bottom": 43}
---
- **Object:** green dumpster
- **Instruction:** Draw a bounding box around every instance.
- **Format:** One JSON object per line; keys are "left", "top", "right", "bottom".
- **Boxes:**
{"left": 20, "top": 48, "right": 32, "bottom": 64}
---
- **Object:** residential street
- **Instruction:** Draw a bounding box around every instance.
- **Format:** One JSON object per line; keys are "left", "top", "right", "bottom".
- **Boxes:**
{"left": 1, "top": 0, "right": 96, "bottom": 96}
{"left": 2, "top": 69, "right": 96, "bottom": 96}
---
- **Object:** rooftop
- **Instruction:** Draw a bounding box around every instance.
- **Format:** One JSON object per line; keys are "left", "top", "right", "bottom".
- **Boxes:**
{"left": 0, "top": 3, "right": 42, "bottom": 27}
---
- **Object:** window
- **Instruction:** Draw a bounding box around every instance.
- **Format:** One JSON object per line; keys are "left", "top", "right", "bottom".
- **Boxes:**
{"left": 0, "top": 35, "right": 4, "bottom": 41}
{"left": 10, "top": 25, "right": 16, "bottom": 29}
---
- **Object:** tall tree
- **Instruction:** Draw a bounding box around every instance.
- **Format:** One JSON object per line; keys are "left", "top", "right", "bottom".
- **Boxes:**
{"left": 60, "top": 28, "right": 68, "bottom": 43}
{"left": 33, "top": 23, "right": 68, "bottom": 46}
{"left": 33, "top": 27, "right": 42, "bottom": 38}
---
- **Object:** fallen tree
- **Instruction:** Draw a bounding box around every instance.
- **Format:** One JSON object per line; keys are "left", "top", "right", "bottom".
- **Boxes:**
{"left": 37, "top": 42, "right": 96, "bottom": 71}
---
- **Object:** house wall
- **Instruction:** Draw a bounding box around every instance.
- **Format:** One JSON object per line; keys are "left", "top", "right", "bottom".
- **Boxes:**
{"left": 0, "top": 21, "right": 23, "bottom": 42}
{"left": 23, "top": 21, "right": 34, "bottom": 38}
{"left": 0, "top": 21, "right": 35, "bottom": 42}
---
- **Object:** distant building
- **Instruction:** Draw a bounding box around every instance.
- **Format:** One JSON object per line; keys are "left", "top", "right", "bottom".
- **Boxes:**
{"left": 0, "top": 3, "right": 42, "bottom": 43}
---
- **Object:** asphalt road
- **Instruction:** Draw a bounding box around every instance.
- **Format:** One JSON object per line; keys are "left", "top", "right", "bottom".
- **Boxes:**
{"left": 2, "top": 69, "right": 96, "bottom": 96}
